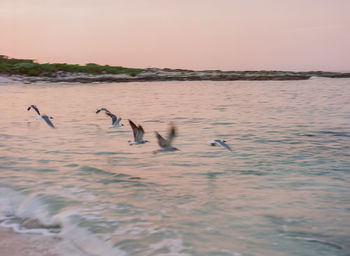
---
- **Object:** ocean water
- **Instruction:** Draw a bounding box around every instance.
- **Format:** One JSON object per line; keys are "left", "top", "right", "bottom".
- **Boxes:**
{"left": 0, "top": 78, "right": 350, "bottom": 256}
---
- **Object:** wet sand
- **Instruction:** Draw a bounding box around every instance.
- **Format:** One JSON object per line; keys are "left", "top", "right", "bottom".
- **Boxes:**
{"left": 0, "top": 228, "right": 60, "bottom": 256}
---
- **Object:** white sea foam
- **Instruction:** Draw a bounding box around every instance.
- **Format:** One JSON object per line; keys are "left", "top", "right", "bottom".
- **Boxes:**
{"left": 0, "top": 187, "right": 127, "bottom": 256}
{"left": 0, "top": 220, "right": 56, "bottom": 235}
{"left": 0, "top": 187, "right": 60, "bottom": 234}
{"left": 0, "top": 187, "right": 23, "bottom": 218}
{"left": 59, "top": 222, "right": 126, "bottom": 256}
{"left": 149, "top": 238, "right": 191, "bottom": 256}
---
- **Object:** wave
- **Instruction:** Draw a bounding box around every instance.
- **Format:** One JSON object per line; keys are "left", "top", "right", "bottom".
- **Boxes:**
{"left": 0, "top": 186, "right": 125, "bottom": 256}
{"left": 0, "top": 187, "right": 62, "bottom": 235}
{"left": 0, "top": 186, "right": 190, "bottom": 256}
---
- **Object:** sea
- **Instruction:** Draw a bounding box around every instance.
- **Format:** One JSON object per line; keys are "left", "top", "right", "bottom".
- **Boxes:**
{"left": 0, "top": 78, "right": 349, "bottom": 256}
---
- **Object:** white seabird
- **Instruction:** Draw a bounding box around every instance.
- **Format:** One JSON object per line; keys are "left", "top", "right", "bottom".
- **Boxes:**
{"left": 154, "top": 123, "right": 179, "bottom": 153}
{"left": 128, "top": 119, "right": 149, "bottom": 145}
{"left": 96, "top": 107, "right": 123, "bottom": 127}
{"left": 208, "top": 139, "right": 232, "bottom": 151}
{"left": 27, "top": 105, "right": 55, "bottom": 128}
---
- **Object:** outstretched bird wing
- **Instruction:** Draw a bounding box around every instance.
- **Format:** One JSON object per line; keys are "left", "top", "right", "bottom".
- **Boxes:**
{"left": 129, "top": 119, "right": 138, "bottom": 140}
{"left": 215, "top": 140, "right": 232, "bottom": 151}
{"left": 166, "top": 124, "right": 176, "bottom": 146}
{"left": 106, "top": 112, "right": 117, "bottom": 125}
{"left": 27, "top": 105, "right": 41, "bottom": 115}
{"left": 136, "top": 125, "right": 145, "bottom": 141}
{"left": 96, "top": 107, "right": 110, "bottom": 114}
{"left": 129, "top": 120, "right": 144, "bottom": 141}
{"left": 42, "top": 115, "right": 55, "bottom": 128}
{"left": 155, "top": 132, "right": 168, "bottom": 148}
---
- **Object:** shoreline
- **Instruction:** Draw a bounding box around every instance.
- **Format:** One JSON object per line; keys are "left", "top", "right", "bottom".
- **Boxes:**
{"left": 1, "top": 55, "right": 350, "bottom": 84}
{"left": 1, "top": 69, "right": 350, "bottom": 84}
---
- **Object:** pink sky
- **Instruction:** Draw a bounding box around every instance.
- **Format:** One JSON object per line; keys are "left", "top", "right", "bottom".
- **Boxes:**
{"left": 1, "top": 0, "right": 350, "bottom": 71}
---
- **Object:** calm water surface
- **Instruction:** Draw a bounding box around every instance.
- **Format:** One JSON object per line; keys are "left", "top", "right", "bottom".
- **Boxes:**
{"left": 0, "top": 79, "right": 350, "bottom": 256}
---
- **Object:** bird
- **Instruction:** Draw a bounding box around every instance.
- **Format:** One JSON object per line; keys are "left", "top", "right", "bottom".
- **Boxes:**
{"left": 128, "top": 119, "right": 149, "bottom": 145}
{"left": 27, "top": 105, "right": 41, "bottom": 116}
{"left": 27, "top": 105, "right": 55, "bottom": 128}
{"left": 208, "top": 139, "right": 232, "bottom": 151}
{"left": 154, "top": 123, "right": 179, "bottom": 153}
{"left": 96, "top": 107, "right": 123, "bottom": 127}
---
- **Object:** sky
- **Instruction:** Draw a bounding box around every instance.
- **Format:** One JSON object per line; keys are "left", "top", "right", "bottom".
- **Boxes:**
{"left": 1, "top": 0, "right": 350, "bottom": 71}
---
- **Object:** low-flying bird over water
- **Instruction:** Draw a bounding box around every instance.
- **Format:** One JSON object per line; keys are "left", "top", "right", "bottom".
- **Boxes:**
{"left": 154, "top": 123, "right": 179, "bottom": 153}
{"left": 96, "top": 107, "right": 123, "bottom": 127}
{"left": 27, "top": 105, "right": 55, "bottom": 128}
{"left": 128, "top": 119, "right": 149, "bottom": 145}
{"left": 208, "top": 139, "right": 232, "bottom": 151}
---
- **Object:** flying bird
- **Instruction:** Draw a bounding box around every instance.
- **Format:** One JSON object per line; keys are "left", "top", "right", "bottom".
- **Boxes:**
{"left": 27, "top": 105, "right": 55, "bottom": 128}
{"left": 154, "top": 123, "right": 179, "bottom": 153}
{"left": 128, "top": 119, "right": 149, "bottom": 145}
{"left": 208, "top": 139, "right": 232, "bottom": 151}
{"left": 96, "top": 107, "right": 123, "bottom": 127}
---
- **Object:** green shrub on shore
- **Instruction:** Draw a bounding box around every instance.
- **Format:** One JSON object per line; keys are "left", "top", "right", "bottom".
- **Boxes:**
{"left": 0, "top": 55, "right": 145, "bottom": 77}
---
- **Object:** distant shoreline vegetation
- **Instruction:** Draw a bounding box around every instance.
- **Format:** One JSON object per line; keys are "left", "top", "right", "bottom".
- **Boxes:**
{"left": 0, "top": 55, "right": 145, "bottom": 77}
{"left": 1, "top": 55, "right": 350, "bottom": 84}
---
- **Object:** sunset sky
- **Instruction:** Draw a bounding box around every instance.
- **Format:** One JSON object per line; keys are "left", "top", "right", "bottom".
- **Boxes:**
{"left": 1, "top": 0, "right": 350, "bottom": 71}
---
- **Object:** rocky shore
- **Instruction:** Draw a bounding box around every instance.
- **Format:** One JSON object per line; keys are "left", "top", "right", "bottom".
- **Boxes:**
{"left": 1, "top": 69, "right": 350, "bottom": 84}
